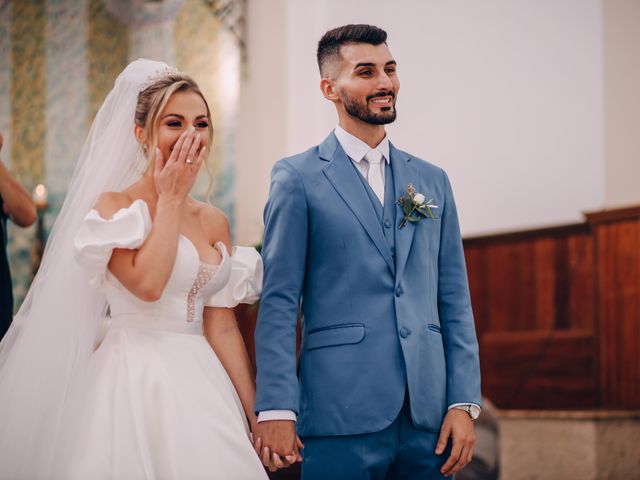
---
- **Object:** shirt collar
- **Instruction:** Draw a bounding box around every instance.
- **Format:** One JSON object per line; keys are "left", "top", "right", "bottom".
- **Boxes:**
{"left": 334, "top": 125, "right": 390, "bottom": 164}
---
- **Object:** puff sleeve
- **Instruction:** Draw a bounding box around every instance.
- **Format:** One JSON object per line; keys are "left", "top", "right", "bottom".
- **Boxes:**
{"left": 74, "top": 199, "right": 152, "bottom": 288}
{"left": 205, "top": 246, "right": 263, "bottom": 308}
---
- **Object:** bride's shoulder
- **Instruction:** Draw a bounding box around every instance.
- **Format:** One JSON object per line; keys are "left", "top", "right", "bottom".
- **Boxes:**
{"left": 190, "top": 200, "right": 230, "bottom": 238}
{"left": 93, "top": 191, "right": 137, "bottom": 220}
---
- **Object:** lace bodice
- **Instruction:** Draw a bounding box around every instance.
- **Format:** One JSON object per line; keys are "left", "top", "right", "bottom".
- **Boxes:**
{"left": 74, "top": 200, "right": 262, "bottom": 326}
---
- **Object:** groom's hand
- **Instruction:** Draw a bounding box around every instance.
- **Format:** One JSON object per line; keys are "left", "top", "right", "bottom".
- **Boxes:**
{"left": 253, "top": 420, "right": 300, "bottom": 472}
{"left": 435, "top": 409, "right": 476, "bottom": 477}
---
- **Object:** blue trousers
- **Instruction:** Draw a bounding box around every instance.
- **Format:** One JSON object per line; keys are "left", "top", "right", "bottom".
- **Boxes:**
{"left": 300, "top": 394, "right": 450, "bottom": 480}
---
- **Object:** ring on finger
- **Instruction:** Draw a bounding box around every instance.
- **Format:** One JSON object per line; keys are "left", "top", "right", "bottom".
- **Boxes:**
{"left": 186, "top": 158, "right": 194, "bottom": 164}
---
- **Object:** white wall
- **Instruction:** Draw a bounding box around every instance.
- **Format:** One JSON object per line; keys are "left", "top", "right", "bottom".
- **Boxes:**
{"left": 603, "top": 0, "right": 640, "bottom": 209}
{"left": 235, "top": 0, "right": 289, "bottom": 244}
{"left": 236, "top": 0, "right": 606, "bottom": 243}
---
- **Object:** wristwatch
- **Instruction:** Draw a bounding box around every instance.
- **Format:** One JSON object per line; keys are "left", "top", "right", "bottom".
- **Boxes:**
{"left": 454, "top": 404, "right": 480, "bottom": 420}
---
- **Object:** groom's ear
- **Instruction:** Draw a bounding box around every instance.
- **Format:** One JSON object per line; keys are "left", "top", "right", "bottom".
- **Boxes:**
{"left": 320, "top": 78, "right": 339, "bottom": 101}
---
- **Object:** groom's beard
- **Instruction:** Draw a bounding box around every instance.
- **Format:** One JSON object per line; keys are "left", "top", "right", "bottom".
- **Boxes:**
{"left": 341, "top": 91, "right": 397, "bottom": 125}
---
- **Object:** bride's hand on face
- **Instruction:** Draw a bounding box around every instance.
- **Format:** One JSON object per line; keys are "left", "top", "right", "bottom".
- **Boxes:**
{"left": 153, "top": 127, "right": 207, "bottom": 203}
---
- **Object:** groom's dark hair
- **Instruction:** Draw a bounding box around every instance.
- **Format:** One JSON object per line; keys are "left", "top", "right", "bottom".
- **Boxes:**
{"left": 317, "top": 24, "right": 388, "bottom": 76}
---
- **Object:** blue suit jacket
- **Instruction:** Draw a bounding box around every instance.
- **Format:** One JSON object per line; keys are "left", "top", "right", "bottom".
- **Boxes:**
{"left": 255, "top": 132, "right": 481, "bottom": 437}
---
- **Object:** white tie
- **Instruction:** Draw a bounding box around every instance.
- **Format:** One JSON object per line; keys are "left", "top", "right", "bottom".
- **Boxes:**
{"left": 365, "top": 149, "right": 385, "bottom": 206}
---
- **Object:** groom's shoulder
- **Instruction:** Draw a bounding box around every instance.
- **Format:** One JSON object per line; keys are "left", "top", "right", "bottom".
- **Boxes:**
{"left": 267, "top": 146, "right": 321, "bottom": 194}
{"left": 395, "top": 146, "right": 447, "bottom": 178}
{"left": 280, "top": 145, "right": 320, "bottom": 169}
{"left": 274, "top": 144, "right": 323, "bottom": 174}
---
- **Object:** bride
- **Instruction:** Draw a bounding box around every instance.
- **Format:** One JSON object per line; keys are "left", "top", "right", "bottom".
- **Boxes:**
{"left": 0, "top": 59, "right": 269, "bottom": 479}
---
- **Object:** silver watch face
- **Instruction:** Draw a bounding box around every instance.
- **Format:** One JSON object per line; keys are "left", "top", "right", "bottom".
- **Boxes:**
{"left": 453, "top": 404, "right": 480, "bottom": 420}
{"left": 467, "top": 405, "right": 480, "bottom": 420}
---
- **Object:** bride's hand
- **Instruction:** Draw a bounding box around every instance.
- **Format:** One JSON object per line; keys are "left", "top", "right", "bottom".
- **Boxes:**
{"left": 153, "top": 128, "right": 206, "bottom": 203}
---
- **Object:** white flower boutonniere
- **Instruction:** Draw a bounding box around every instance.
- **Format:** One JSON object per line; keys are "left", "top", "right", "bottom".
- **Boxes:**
{"left": 397, "top": 184, "right": 438, "bottom": 229}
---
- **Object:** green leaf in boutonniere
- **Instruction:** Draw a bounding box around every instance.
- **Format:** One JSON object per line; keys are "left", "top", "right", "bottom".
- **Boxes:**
{"left": 396, "top": 184, "right": 436, "bottom": 229}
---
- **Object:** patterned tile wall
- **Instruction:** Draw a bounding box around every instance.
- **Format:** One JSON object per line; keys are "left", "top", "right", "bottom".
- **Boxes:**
{"left": 175, "top": 0, "right": 238, "bottom": 227}
{"left": 11, "top": 0, "right": 46, "bottom": 187}
{"left": 1, "top": 0, "right": 240, "bottom": 312}
{"left": 0, "top": 2, "right": 12, "bottom": 163}
{"left": 87, "top": 0, "right": 128, "bottom": 121}
{"left": 46, "top": 0, "right": 88, "bottom": 223}
{"left": 7, "top": 0, "right": 46, "bottom": 307}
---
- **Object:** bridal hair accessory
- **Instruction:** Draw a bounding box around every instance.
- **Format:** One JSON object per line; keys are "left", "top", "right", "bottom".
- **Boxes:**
{"left": 140, "top": 66, "right": 182, "bottom": 91}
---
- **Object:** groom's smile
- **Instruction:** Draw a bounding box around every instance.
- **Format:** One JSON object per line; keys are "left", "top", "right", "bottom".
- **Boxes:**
{"left": 368, "top": 92, "right": 395, "bottom": 112}
{"left": 327, "top": 42, "right": 400, "bottom": 126}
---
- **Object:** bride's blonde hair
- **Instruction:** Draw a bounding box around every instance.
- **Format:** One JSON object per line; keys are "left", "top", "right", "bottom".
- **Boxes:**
{"left": 135, "top": 74, "right": 215, "bottom": 199}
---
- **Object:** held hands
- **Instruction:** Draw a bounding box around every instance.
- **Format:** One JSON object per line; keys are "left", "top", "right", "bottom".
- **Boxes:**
{"left": 153, "top": 127, "right": 206, "bottom": 204}
{"left": 252, "top": 410, "right": 475, "bottom": 475}
{"left": 252, "top": 420, "right": 303, "bottom": 472}
{"left": 435, "top": 408, "right": 476, "bottom": 477}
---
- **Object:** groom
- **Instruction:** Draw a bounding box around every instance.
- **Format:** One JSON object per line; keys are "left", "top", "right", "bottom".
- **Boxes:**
{"left": 254, "top": 24, "right": 481, "bottom": 479}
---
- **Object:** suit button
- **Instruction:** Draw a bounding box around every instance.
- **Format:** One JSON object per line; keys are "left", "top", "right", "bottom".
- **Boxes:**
{"left": 390, "top": 246, "right": 396, "bottom": 257}
{"left": 400, "top": 327, "right": 410, "bottom": 338}
{"left": 395, "top": 286, "right": 403, "bottom": 297}
{"left": 384, "top": 219, "right": 392, "bottom": 228}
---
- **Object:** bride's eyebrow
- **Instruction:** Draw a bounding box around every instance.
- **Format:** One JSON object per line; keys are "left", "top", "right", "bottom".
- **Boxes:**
{"left": 162, "top": 114, "right": 208, "bottom": 120}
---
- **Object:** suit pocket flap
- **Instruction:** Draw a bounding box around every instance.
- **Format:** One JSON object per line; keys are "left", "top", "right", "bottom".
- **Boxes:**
{"left": 427, "top": 324, "right": 441, "bottom": 334}
{"left": 305, "top": 323, "right": 365, "bottom": 350}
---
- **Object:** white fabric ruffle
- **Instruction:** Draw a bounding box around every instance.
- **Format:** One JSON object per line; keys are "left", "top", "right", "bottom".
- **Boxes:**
{"left": 74, "top": 199, "right": 152, "bottom": 288}
{"left": 205, "top": 246, "right": 263, "bottom": 308}
{"left": 73, "top": 199, "right": 263, "bottom": 307}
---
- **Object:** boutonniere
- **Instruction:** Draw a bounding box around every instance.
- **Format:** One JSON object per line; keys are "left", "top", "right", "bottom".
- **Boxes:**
{"left": 397, "top": 184, "right": 437, "bottom": 229}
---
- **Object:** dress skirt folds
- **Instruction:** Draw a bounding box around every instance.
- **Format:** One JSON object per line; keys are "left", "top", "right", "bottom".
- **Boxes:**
{"left": 56, "top": 200, "right": 267, "bottom": 479}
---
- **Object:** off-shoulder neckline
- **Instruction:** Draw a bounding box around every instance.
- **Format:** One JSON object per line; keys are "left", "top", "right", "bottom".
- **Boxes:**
{"left": 91, "top": 198, "right": 228, "bottom": 268}
{"left": 180, "top": 235, "right": 228, "bottom": 269}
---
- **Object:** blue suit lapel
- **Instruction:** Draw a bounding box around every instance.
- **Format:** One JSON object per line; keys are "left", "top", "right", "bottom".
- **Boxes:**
{"left": 391, "top": 142, "right": 419, "bottom": 282}
{"left": 320, "top": 133, "right": 395, "bottom": 275}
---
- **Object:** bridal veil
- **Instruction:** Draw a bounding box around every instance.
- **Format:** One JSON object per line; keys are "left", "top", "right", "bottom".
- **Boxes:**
{"left": 0, "top": 59, "right": 171, "bottom": 478}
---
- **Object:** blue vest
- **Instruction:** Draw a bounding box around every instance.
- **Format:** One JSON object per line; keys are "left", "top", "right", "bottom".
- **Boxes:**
{"left": 353, "top": 160, "right": 398, "bottom": 268}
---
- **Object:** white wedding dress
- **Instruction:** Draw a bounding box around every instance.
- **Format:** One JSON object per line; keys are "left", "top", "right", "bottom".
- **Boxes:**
{"left": 58, "top": 199, "right": 268, "bottom": 479}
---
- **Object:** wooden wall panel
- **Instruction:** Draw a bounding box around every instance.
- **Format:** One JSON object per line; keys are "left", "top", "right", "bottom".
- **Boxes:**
{"left": 465, "top": 224, "right": 595, "bottom": 335}
{"left": 480, "top": 330, "right": 597, "bottom": 409}
{"left": 533, "top": 238, "right": 557, "bottom": 331}
{"left": 588, "top": 208, "right": 640, "bottom": 409}
{"left": 465, "top": 206, "right": 639, "bottom": 410}
{"left": 566, "top": 233, "right": 596, "bottom": 330}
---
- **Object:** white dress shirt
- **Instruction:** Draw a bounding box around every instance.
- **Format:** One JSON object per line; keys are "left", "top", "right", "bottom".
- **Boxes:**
{"left": 333, "top": 125, "right": 390, "bottom": 188}
{"left": 257, "top": 127, "right": 480, "bottom": 423}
